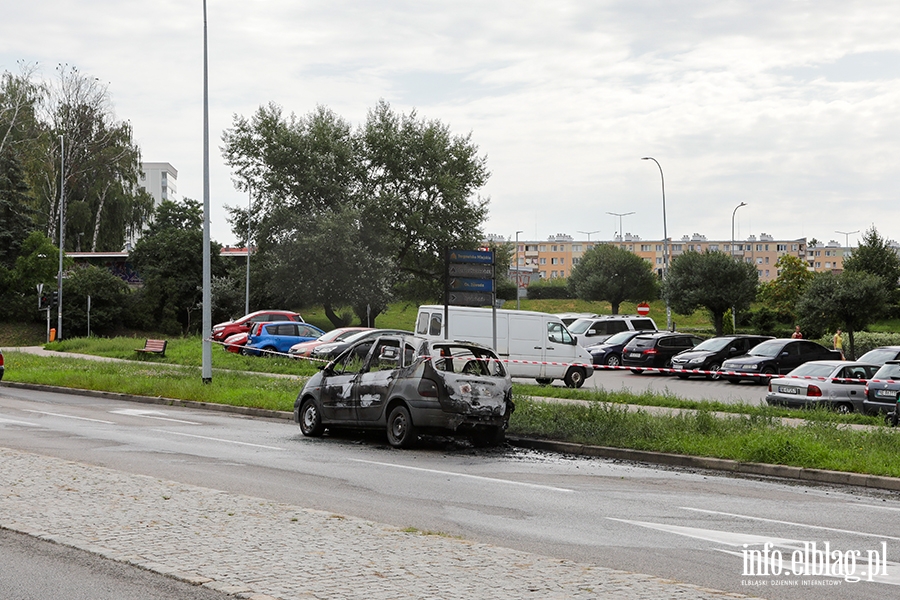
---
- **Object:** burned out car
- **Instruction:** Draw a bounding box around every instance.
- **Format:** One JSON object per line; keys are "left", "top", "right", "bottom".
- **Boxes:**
{"left": 294, "top": 334, "right": 514, "bottom": 448}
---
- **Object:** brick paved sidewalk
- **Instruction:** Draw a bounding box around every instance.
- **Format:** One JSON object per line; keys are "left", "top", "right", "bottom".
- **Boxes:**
{"left": 0, "top": 447, "right": 757, "bottom": 600}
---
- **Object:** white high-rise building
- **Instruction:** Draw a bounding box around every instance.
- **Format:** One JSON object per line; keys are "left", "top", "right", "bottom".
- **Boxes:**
{"left": 139, "top": 162, "right": 178, "bottom": 207}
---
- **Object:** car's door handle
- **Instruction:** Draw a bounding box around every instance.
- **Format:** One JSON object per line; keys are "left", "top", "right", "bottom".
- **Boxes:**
{"left": 534, "top": 346, "right": 542, "bottom": 350}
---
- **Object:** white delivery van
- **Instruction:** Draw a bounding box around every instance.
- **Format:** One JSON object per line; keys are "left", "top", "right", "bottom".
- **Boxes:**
{"left": 415, "top": 305, "right": 594, "bottom": 388}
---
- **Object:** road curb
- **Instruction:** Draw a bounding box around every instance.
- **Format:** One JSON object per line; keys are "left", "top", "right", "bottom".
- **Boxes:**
{"left": 5, "top": 380, "right": 899, "bottom": 492}
{"left": 0, "top": 381, "right": 293, "bottom": 421}
{"left": 507, "top": 436, "right": 900, "bottom": 492}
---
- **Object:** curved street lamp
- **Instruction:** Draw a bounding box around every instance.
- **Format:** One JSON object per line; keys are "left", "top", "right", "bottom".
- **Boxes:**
{"left": 642, "top": 157, "right": 671, "bottom": 330}
{"left": 731, "top": 202, "right": 747, "bottom": 332}
{"left": 606, "top": 212, "right": 634, "bottom": 241}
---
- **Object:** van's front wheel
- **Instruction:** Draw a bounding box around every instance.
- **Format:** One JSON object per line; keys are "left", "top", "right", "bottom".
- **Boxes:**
{"left": 564, "top": 367, "right": 586, "bottom": 388}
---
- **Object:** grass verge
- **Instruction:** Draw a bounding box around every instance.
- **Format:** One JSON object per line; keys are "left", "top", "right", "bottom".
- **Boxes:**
{"left": 4, "top": 351, "right": 299, "bottom": 412}
{"left": 508, "top": 397, "right": 900, "bottom": 478}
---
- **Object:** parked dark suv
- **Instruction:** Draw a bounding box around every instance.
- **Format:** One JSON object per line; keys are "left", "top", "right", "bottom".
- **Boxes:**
{"left": 670, "top": 335, "right": 773, "bottom": 380}
{"left": 721, "top": 338, "right": 842, "bottom": 385}
{"left": 585, "top": 330, "right": 655, "bottom": 367}
{"left": 621, "top": 332, "right": 703, "bottom": 373}
{"left": 569, "top": 315, "right": 659, "bottom": 345}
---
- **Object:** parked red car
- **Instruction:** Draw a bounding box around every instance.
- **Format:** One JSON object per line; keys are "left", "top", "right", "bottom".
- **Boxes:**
{"left": 211, "top": 310, "right": 303, "bottom": 342}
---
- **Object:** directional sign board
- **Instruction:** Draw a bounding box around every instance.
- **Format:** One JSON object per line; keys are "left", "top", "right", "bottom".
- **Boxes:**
{"left": 449, "top": 277, "right": 492, "bottom": 291}
{"left": 448, "top": 263, "right": 493, "bottom": 279}
{"left": 448, "top": 249, "right": 493, "bottom": 264}
{"left": 448, "top": 291, "right": 494, "bottom": 306}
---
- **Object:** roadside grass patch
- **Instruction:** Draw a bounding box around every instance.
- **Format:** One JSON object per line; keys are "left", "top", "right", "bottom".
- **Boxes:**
{"left": 3, "top": 351, "right": 299, "bottom": 412}
{"left": 508, "top": 397, "right": 900, "bottom": 478}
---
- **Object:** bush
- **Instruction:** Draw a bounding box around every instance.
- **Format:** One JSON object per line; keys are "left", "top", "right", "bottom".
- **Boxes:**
{"left": 526, "top": 278, "right": 572, "bottom": 300}
{"left": 812, "top": 330, "right": 900, "bottom": 358}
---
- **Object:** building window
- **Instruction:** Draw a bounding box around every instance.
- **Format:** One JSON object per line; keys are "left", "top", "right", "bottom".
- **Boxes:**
{"left": 551, "top": 258, "right": 558, "bottom": 265}
{"left": 572, "top": 244, "right": 582, "bottom": 252}
{"left": 825, "top": 262, "right": 831, "bottom": 268}
{"left": 539, "top": 245, "right": 547, "bottom": 252}
{"left": 765, "top": 256, "right": 769, "bottom": 264}
{"left": 559, "top": 245, "right": 565, "bottom": 252}
{"left": 641, "top": 244, "right": 652, "bottom": 251}
{"left": 792, "top": 244, "right": 798, "bottom": 251}
{"left": 573, "top": 257, "right": 580, "bottom": 265}
{"left": 765, "top": 270, "right": 770, "bottom": 277}
{"left": 709, "top": 244, "right": 719, "bottom": 251}
{"left": 756, "top": 244, "right": 763, "bottom": 251}
{"left": 777, "top": 244, "right": 787, "bottom": 252}
{"left": 757, "top": 258, "right": 763, "bottom": 264}
{"left": 656, "top": 244, "right": 663, "bottom": 251}
{"left": 551, "top": 245, "right": 557, "bottom": 252}
{"left": 560, "top": 257, "right": 565, "bottom": 264}
{"left": 540, "top": 258, "right": 546, "bottom": 265}
{"left": 551, "top": 270, "right": 558, "bottom": 278}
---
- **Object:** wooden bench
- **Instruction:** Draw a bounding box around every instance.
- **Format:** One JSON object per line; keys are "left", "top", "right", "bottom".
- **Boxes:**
{"left": 135, "top": 339, "right": 167, "bottom": 356}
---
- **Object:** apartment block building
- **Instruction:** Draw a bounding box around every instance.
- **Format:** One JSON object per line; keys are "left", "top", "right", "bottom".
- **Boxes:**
{"left": 504, "top": 233, "right": 856, "bottom": 284}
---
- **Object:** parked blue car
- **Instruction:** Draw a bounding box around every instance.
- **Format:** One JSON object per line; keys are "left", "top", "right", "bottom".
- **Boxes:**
{"left": 243, "top": 321, "right": 326, "bottom": 357}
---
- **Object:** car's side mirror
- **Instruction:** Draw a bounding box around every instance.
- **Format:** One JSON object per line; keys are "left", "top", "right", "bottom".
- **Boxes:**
{"left": 729, "top": 347, "right": 739, "bottom": 354}
{"left": 780, "top": 351, "right": 789, "bottom": 357}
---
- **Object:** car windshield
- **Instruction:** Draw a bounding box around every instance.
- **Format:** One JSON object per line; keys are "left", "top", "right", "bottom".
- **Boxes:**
{"left": 786, "top": 363, "right": 836, "bottom": 378}
{"left": 874, "top": 363, "right": 900, "bottom": 380}
{"left": 748, "top": 340, "right": 784, "bottom": 358}
{"left": 604, "top": 331, "right": 637, "bottom": 345}
{"left": 691, "top": 338, "right": 731, "bottom": 352}
{"left": 567, "top": 319, "right": 593, "bottom": 334}
{"left": 858, "top": 348, "right": 899, "bottom": 366}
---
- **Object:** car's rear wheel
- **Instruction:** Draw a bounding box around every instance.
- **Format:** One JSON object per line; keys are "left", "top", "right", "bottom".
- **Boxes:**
{"left": 707, "top": 364, "right": 722, "bottom": 380}
{"left": 605, "top": 354, "right": 621, "bottom": 367}
{"left": 564, "top": 367, "right": 586, "bottom": 388}
{"left": 262, "top": 346, "right": 278, "bottom": 358}
{"left": 834, "top": 402, "right": 853, "bottom": 415}
{"left": 298, "top": 398, "right": 324, "bottom": 437}
{"left": 386, "top": 405, "right": 417, "bottom": 448}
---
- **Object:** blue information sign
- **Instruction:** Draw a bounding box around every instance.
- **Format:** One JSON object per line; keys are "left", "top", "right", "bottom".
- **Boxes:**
{"left": 449, "top": 277, "right": 493, "bottom": 292}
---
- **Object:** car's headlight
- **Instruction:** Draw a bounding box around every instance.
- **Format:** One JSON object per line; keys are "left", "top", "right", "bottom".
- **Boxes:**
{"left": 688, "top": 357, "right": 704, "bottom": 365}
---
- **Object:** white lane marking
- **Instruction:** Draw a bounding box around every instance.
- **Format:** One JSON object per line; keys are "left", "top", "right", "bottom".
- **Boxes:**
{"left": 350, "top": 459, "right": 574, "bottom": 493}
{"left": 608, "top": 518, "right": 797, "bottom": 547}
{"left": 23, "top": 409, "right": 115, "bottom": 424}
{"left": 680, "top": 507, "right": 900, "bottom": 541}
{"left": 0, "top": 416, "right": 42, "bottom": 427}
{"left": 110, "top": 409, "right": 200, "bottom": 425}
{"left": 151, "top": 429, "right": 284, "bottom": 450}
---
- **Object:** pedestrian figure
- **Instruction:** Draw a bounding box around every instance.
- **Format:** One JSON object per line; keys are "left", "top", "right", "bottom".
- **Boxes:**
{"left": 833, "top": 328, "right": 845, "bottom": 360}
{"left": 791, "top": 326, "right": 803, "bottom": 339}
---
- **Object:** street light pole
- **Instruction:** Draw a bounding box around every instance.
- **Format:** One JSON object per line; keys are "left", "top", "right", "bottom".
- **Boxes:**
{"left": 642, "top": 157, "right": 671, "bottom": 330}
{"left": 57, "top": 134, "right": 64, "bottom": 341}
{"left": 606, "top": 212, "right": 634, "bottom": 241}
{"left": 577, "top": 230, "right": 599, "bottom": 242}
{"left": 835, "top": 229, "right": 858, "bottom": 253}
{"left": 201, "top": 0, "right": 212, "bottom": 383}
{"left": 245, "top": 184, "right": 252, "bottom": 315}
{"left": 515, "top": 230, "right": 523, "bottom": 310}
{"left": 731, "top": 201, "right": 747, "bottom": 332}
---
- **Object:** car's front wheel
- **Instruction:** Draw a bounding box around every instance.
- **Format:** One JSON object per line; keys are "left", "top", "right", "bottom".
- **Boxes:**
{"left": 564, "top": 367, "right": 586, "bottom": 388}
{"left": 707, "top": 364, "right": 722, "bottom": 380}
{"left": 834, "top": 402, "right": 853, "bottom": 415}
{"left": 298, "top": 398, "right": 324, "bottom": 437}
{"left": 386, "top": 405, "right": 417, "bottom": 448}
{"left": 759, "top": 367, "right": 776, "bottom": 385}
{"left": 605, "top": 354, "right": 621, "bottom": 367}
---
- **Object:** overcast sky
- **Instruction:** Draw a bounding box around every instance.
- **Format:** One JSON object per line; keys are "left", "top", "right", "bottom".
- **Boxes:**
{"left": 3, "top": 1, "right": 899, "bottom": 247}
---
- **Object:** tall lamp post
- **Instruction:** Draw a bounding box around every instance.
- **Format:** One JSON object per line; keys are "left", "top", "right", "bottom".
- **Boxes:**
{"left": 244, "top": 185, "right": 252, "bottom": 315}
{"left": 515, "top": 230, "right": 523, "bottom": 310}
{"left": 606, "top": 212, "right": 634, "bottom": 241}
{"left": 577, "top": 230, "right": 599, "bottom": 242}
{"left": 201, "top": 0, "right": 212, "bottom": 383}
{"left": 641, "top": 157, "right": 671, "bottom": 330}
{"left": 57, "top": 134, "right": 65, "bottom": 341}
{"left": 835, "top": 229, "right": 858, "bottom": 256}
{"left": 731, "top": 202, "right": 747, "bottom": 332}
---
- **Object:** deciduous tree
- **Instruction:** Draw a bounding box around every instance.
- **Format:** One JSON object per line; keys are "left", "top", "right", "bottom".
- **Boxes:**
{"left": 661, "top": 250, "right": 758, "bottom": 336}
{"left": 567, "top": 244, "right": 658, "bottom": 314}
{"left": 797, "top": 270, "right": 887, "bottom": 360}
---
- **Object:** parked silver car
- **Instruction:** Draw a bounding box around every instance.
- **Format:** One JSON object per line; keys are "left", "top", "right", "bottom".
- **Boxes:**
{"left": 294, "top": 334, "right": 514, "bottom": 448}
{"left": 765, "top": 361, "right": 879, "bottom": 414}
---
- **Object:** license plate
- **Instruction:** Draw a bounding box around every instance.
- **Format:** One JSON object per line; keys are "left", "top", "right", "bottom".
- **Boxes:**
{"left": 672, "top": 364, "right": 683, "bottom": 370}
{"left": 778, "top": 386, "right": 799, "bottom": 395}
{"left": 628, "top": 353, "right": 641, "bottom": 359}
{"left": 875, "top": 389, "right": 898, "bottom": 398}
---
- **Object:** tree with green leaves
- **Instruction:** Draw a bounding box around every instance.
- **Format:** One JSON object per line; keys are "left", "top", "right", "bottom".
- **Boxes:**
{"left": 129, "top": 198, "right": 225, "bottom": 334}
{"left": 0, "top": 146, "right": 37, "bottom": 268}
{"left": 61, "top": 265, "right": 131, "bottom": 336}
{"left": 843, "top": 226, "right": 900, "bottom": 301}
{"left": 0, "top": 231, "right": 67, "bottom": 321}
{"left": 221, "top": 100, "right": 490, "bottom": 327}
{"left": 755, "top": 253, "right": 813, "bottom": 323}
{"left": 567, "top": 244, "right": 657, "bottom": 314}
{"left": 796, "top": 270, "right": 888, "bottom": 360}
{"left": 661, "top": 250, "right": 758, "bottom": 336}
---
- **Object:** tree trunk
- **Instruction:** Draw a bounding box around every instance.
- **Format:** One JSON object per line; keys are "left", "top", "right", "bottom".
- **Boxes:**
{"left": 91, "top": 181, "right": 112, "bottom": 251}
{"left": 610, "top": 302, "right": 620, "bottom": 315}
{"left": 848, "top": 329, "right": 856, "bottom": 361}
{"left": 324, "top": 304, "right": 349, "bottom": 329}
{"left": 713, "top": 311, "right": 724, "bottom": 336}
